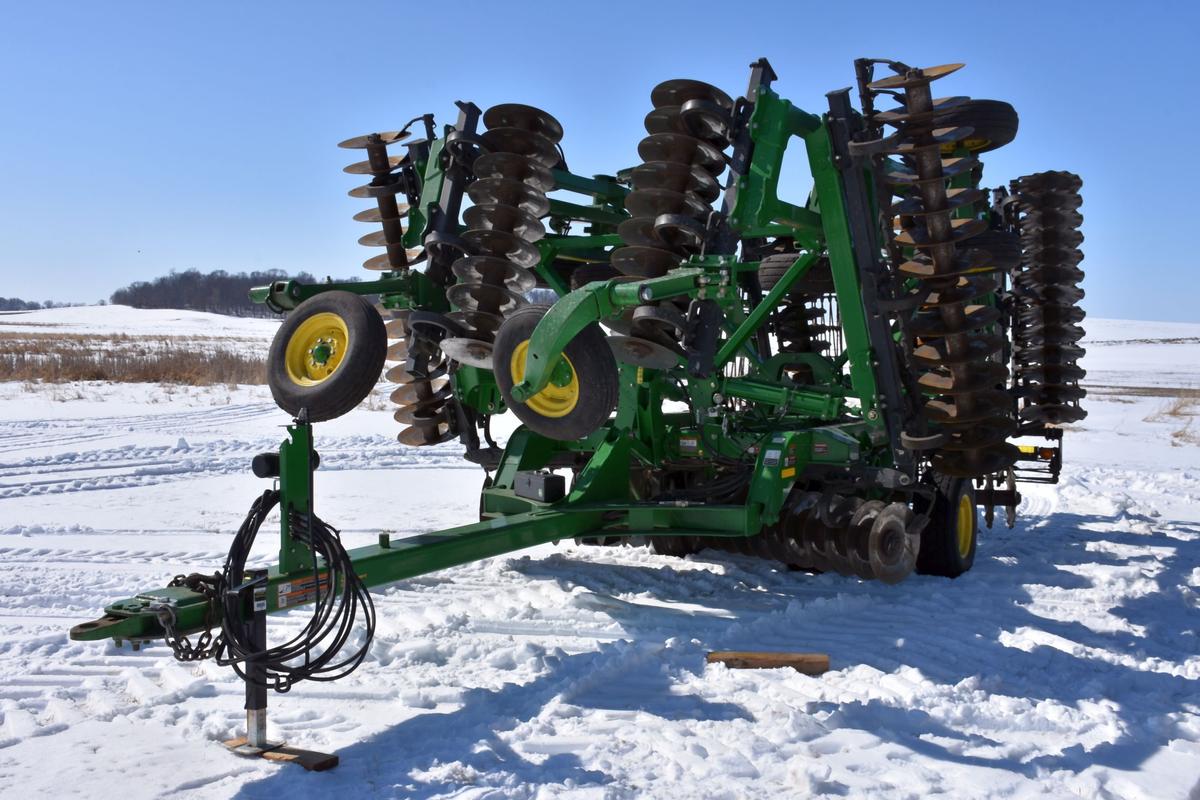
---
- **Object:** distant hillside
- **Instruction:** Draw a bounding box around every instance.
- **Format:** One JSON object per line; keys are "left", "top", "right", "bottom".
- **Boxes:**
{"left": 109, "top": 269, "right": 361, "bottom": 317}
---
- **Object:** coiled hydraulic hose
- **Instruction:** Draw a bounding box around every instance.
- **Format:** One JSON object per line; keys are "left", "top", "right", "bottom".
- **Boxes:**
{"left": 161, "top": 490, "right": 376, "bottom": 693}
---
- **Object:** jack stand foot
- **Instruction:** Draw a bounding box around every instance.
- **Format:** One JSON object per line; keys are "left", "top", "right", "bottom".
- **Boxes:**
{"left": 222, "top": 737, "right": 339, "bottom": 772}
{"left": 224, "top": 735, "right": 284, "bottom": 758}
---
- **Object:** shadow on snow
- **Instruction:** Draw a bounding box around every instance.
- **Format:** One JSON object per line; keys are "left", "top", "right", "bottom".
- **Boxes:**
{"left": 234, "top": 505, "right": 1199, "bottom": 796}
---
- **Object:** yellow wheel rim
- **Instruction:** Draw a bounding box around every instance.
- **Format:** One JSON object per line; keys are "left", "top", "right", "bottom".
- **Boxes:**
{"left": 284, "top": 312, "right": 350, "bottom": 386}
{"left": 510, "top": 339, "right": 579, "bottom": 418}
{"left": 940, "top": 137, "right": 992, "bottom": 155}
{"left": 956, "top": 491, "right": 975, "bottom": 558}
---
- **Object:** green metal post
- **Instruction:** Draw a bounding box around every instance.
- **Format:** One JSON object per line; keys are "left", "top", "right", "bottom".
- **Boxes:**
{"left": 805, "top": 123, "right": 881, "bottom": 421}
{"left": 727, "top": 88, "right": 823, "bottom": 236}
{"left": 277, "top": 424, "right": 314, "bottom": 575}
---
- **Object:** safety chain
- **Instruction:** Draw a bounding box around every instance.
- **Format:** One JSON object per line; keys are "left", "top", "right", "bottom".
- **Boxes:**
{"left": 154, "top": 572, "right": 223, "bottom": 662}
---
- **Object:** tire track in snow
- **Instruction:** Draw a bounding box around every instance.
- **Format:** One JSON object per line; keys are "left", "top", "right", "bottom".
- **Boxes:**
{"left": 0, "top": 435, "right": 472, "bottom": 498}
{"left": 3, "top": 342, "right": 1199, "bottom": 797}
{"left": 0, "top": 403, "right": 279, "bottom": 457}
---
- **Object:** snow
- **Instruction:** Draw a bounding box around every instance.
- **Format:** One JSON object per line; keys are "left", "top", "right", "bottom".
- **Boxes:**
{"left": 0, "top": 308, "right": 1198, "bottom": 799}
{"left": 1080, "top": 318, "right": 1200, "bottom": 392}
{"left": 0, "top": 304, "right": 280, "bottom": 361}
{"left": 0, "top": 304, "right": 279, "bottom": 338}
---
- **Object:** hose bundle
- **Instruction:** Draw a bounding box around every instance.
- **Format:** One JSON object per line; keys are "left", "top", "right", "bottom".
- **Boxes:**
{"left": 161, "top": 490, "right": 376, "bottom": 693}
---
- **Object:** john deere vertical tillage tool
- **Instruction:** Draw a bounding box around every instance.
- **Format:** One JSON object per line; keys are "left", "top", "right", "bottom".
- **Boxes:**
{"left": 70, "top": 58, "right": 1086, "bottom": 765}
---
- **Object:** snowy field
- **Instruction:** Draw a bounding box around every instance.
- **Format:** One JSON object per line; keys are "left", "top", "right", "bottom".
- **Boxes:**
{"left": 0, "top": 306, "right": 1198, "bottom": 799}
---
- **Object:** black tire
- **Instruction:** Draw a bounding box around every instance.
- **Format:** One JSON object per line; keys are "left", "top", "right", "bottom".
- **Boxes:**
{"left": 937, "top": 99, "right": 1018, "bottom": 153}
{"left": 267, "top": 291, "right": 386, "bottom": 423}
{"left": 569, "top": 263, "right": 620, "bottom": 290}
{"left": 493, "top": 304, "right": 618, "bottom": 441}
{"left": 915, "top": 476, "right": 977, "bottom": 578}
{"left": 758, "top": 253, "right": 834, "bottom": 295}
{"left": 964, "top": 229, "right": 1022, "bottom": 271}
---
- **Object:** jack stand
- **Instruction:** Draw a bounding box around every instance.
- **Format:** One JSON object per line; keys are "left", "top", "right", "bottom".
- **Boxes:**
{"left": 223, "top": 570, "right": 338, "bottom": 771}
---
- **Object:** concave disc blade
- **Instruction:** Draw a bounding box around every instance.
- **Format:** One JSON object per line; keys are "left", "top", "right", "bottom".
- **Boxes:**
{"left": 483, "top": 103, "right": 564, "bottom": 143}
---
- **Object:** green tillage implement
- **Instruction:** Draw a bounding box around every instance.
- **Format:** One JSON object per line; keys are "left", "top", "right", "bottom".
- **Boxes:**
{"left": 70, "top": 57, "right": 1086, "bottom": 766}
{"left": 71, "top": 80, "right": 881, "bottom": 644}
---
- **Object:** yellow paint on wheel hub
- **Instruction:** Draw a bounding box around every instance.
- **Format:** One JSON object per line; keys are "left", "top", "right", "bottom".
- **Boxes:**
{"left": 285, "top": 312, "right": 349, "bottom": 386}
{"left": 956, "top": 491, "right": 975, "bottom": 558}
{"left": 940, "top": 137, "right": 991, "bottom": 155}
{"left": 510, "top": 339, "right": 579, "bottom": 418}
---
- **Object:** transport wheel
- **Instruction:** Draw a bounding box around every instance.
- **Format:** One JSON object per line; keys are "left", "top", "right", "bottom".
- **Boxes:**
{"left": 493, "top": 305, "right": 618, "bottom": 441}
{"left": 569, "top": 263, "right": 620, "bottom": 290}
{"left": 915, "top": 476, "right": 977, "bottom": 578}
{"left": 756, "top": 253, "right": 833, "bottom": 296}
{"left": 267, "top": 291, "right": 386, "bottom": 422}
{"left": 936, "top": 99, "right": 1019, "bottom": 153}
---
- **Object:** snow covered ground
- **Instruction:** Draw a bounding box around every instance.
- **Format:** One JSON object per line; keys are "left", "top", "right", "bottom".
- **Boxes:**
{"left": 0, "top": 307, "right": 1197, "bottom": 799}
{"left": 0, "top": 304, "right": 278, "bottom": 359}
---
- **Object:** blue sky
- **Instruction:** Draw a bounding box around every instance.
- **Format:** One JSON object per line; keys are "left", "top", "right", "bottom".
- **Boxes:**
{"left": 0, "top": 0, "right": 1194, "bottom": 321}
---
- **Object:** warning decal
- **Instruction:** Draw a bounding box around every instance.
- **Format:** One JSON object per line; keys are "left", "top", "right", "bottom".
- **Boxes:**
{"left": 277, "top": 571, "right": 331, "bottom": 609}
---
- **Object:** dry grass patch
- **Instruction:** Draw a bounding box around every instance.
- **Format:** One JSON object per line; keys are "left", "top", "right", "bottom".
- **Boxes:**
{"left": 1140, "top": 391, "right": 1200, "bottom": 446}
{"left": 0, "top": 332, "right": 266, "bottom": 385}
{"left": 1088, "top": 384, "right": 1200, "bottom": 399}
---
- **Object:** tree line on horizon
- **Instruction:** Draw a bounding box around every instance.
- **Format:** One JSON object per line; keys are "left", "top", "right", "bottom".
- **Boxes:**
{"left": 0, "top": 297, "right": 77, "bottom": 312}
{"left": 109, "top": 269, "right": 362, "bottom": 317}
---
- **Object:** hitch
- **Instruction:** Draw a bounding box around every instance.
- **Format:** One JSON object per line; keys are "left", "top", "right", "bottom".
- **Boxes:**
{"left": 70, "top": 584, "right": 210, "bottom": 645}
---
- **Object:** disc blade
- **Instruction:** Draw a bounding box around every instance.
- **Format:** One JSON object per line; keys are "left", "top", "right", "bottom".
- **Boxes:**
{"left": 630, "top": 160, "right": 720, "bottom": 202}
{"left": 650, "top": 78, "right": 733, "bottom": 112}
{"left": 461, "top": 229, "right": 541, "bottom": 269}
{"left": 624, "top": 187, "right": 708, "bottom": 219}
{"left": 398, "top": 423, "right": 454, "bottom": 447}
{"left": 440, "top": 337, "right": 494, "bottom": 369}
{"left": 452, "top": 255, "right": 536, "bottom": 293}
{"left": 607, "top": 335, "right": 680, "bottom": 370}
{"left": 385, "top": 340, "right": 409, "bottom": 361}
{"left": 447, "top": 281, "right": 528, "bottom": 315}
{"left": 358, "top": 228, "right": 408, "bottom": 247}
{"left": 611, "top": 245, "right": 679, "bottom": 278}
{"left": 337, "top": 131, "right": 409, "bottom": 150}
{"left": 479, "top": 127, "right": 559, "bottom": 167}
{"left": 483, "top": 103, "right": 564, "bottom": 143}
{"left": 473, "top": 151, "right": 555, "bottom": 192}
{"left": 363, "top": 250, "right": 423, "bottom": 271}
{"left": 348, "top": 181, "right": 406, "bottom": 199}
{"left": 353, "top": 205, "right": 409, "bottom": 223}
{"left": 390, "top": 380, "right": 450, "bottom": 406}
{"left": 343, "top": 155, "right": 404, "bottom": 175}
{"left": 464, "top": 203, "right": 545, "bottom": 243}
{"left": 867, "top": 63, "right": 964, "bottom": 90}
{"left": 637, "top": 132, "right": 725, "bottom": 174}
{"left": 467, "top": 177, "right": 550, "bottom": 217}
